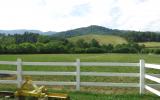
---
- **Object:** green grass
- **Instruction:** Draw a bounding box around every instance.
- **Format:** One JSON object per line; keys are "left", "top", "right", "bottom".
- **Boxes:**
{"left": 0, "top": 53, "right": 160, "bottom": 63}
{"left": 0, "top": 90, "right": 159, "bottom": 100}
{"left": 0, "top": 54, "right": 160, "bottom": 99}
{"left": 48, "top": 90, "right": 159, "bottom": 100}
{"left": 139, "top": 42, "right": 160, "bottom": 48}
{"left": 68, "top": 34, "right": 128, "bottom": 45}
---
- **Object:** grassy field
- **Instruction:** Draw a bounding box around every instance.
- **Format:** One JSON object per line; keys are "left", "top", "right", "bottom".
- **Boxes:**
{"left": 68, "top": 34, "right": 127, "bottom": 45}
{"left": 1, "top": 53, "right": 160, "bottom": 63}
{"left": 139, "top": 42, "right": 160, "bottom": 48}
{"left": 0, "top": 54, "right": 160, "bottom": 99}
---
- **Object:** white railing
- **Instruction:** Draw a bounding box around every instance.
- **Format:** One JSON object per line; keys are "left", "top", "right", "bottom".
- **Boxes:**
{"left": 0, "top": 58, "right": 159, "bottom": 96}
{"left": 144, "top": 63, "right": 160, "bottom": 96}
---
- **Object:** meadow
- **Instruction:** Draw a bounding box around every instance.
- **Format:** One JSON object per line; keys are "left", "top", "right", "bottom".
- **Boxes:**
{"left": 68, "top": 34, "right": 127, "bottom": 45}
{"left": 139, "top": 42, "right": 160, "bottom": 49}
{"left": 0, "top": 54, "right": 160, "bottom": 99}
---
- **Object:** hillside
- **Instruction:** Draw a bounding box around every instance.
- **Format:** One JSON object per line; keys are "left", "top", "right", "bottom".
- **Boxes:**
{"left": 1, "top": 25, "right": 160, "bottom": 44}
{"left": 139, "top": 42, "right": 160, "bottom": 48}
{"left": 54, "top": 25, "right": 123, "bottom": 38}
{"left": 53, "top": 25, "right": 160, "bottom": 44}
{"left": 68, "top": 34, "right": 127, "bottom": 45}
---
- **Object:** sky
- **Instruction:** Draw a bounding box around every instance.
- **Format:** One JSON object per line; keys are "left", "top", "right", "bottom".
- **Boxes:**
{"left": 0, "top": 0, "right": 160, "bottom": 32}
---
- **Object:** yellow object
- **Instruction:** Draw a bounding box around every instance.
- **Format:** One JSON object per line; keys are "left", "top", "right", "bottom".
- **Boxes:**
{"left": 15, "top": 76, "right": 47, "bottom": 98}
{"left": 48, "top": 93, "right": 69, "bottom": 99}
{"left": 14, "top": 76, "right": 70, "bottom": 100}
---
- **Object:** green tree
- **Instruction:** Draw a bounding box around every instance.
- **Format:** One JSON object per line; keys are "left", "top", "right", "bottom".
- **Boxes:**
{"left": 14, "top": 32, "right": 39, "bottom": 44}
{"left": 86, "top": 47, "right": 103, "bottom": 53}
{"left": 6, "top": 44, "right": 19, "bottom": 54}
{"left": 35, "top": 42, "right": 45, "bottom": 53}
{"left": 101, "top": 44, "right": 113, "bottom": 53}
{"left": 44, "top": 42, "right": 66, "bottom": 53}
{"left": 76, "top": 39, "right": 89, "bottom": 48}
{"left": 0, "top": 45, "right": 4, "bottom": 54}
{"left": 18, "top": 43, "right": 37, "bottom": 53}
{"left": 90, "top": 39, "right": 100, "bottom": 47}
{"left": 0, "top": 36, "right": 15, "bottom": 46}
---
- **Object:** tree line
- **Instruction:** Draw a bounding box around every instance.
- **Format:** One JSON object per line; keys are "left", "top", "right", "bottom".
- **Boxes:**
{"left": 0, "top": 32, "right": 145, "bottom": 54}
{"left": 116, "top": 31, "right": 160, "bottom": 42}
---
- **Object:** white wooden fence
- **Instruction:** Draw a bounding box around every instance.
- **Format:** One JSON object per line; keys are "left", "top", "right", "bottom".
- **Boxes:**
{"left": 0, "top": 58, "right": 160, "bottom": 96}
{"left": 145, "top": 63, "right": 160, "bottom": 96}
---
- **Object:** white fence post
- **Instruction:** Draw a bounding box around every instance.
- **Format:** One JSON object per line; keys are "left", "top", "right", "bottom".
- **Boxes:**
{"left": 76, "top": 59, "right": 80, "bottom": 91}
{"left": 17, "top": 58, "right": 22, "bottom": 88}
{"left": 140, "top": 59, "right": 145, "bottom": 94}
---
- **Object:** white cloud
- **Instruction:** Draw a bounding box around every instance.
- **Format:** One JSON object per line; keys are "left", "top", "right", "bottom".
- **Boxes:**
{"left": 114, "top": 0, "right": 160, "bottom": 31}
{"left": 0, "top": 0, "right": 159, "bottom": 32}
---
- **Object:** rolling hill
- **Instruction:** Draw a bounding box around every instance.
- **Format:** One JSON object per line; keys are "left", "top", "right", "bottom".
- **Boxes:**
{"left": 68, "top": 34, "right": 128, "bottom": 45}
{"left": 54, "top": 25, "right": 123, "bottom": 38}
{"left": 139, "top": 42, "right": 160, "bottom": 48}
{"left": 1, "top": 25, "right": 160, "bottom": 48}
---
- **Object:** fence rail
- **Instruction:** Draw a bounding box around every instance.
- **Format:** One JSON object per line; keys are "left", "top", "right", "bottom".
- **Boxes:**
{"left": 80, "top": 82, "right": 139, "bottom": 87}
{"left": 0, "top": 59, "right": 159, "bottom": 96}
{"left": 144, "top": 63, "right": 160, "bottom": 96}
{"left": 80, "top": 72, "right": 140, "bottom": 77}
{"left": 0, "top": 61, "right": 17, "bottom": 65}
{"left": 80, "top": 62, "right": 139, "bottom": 67}
{"left": 23, "top": 71, "right": 76, "bottom": 76}
{"left": 22, "top": 62, "right": 75, "bottom": 66}
{"left": 0, "top": 70, "right": 17, "bottom": 74}
{"left": 145, "top": 85, "right": 160, "bottom": 96}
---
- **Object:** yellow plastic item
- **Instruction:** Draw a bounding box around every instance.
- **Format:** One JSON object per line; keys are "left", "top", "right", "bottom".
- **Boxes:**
{"left": 48, "top": 93, "right": 70, "bottom": 100}
{"left": 15, "top": 76, "right": 47, "bottom": 98}
{"left": 14, "top": 76, "right": 70, "bottom": 100}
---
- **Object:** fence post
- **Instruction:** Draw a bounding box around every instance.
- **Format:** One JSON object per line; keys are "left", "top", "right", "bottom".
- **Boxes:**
{"left": 140, "top": 59, "right": 145, "bottom": 94}
{"left": 76, "top": 59, "right": 80, "bottom": 91}
{"left": 17, "top": 58, "right": 22, "bottom": 88}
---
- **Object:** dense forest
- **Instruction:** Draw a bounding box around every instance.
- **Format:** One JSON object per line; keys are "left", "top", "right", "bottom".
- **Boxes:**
{"left": 0, "top": 25, "right": 160, "bottom": 54}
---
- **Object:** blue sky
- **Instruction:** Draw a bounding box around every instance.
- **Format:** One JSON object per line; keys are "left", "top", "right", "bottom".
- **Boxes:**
{"left": 0, "top": 0, "right": 159, "bottom": 32}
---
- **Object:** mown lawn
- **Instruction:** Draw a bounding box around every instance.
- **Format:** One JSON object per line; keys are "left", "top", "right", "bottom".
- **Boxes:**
{"left": 0, "top": 54, "right": 160, "bottom": 99}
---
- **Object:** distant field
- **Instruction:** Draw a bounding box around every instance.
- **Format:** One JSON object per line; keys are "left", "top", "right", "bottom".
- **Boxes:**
{"left": 0, "top": 54, "right": 160, "bottom": 99}
{"left": 68, "top": 35, "right": 128, "bottom": 45}
{"left": 139, "top": 42, "right": 160, "bottom": 48}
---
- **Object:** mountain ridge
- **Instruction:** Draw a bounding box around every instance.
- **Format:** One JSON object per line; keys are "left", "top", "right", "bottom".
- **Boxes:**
{"left": 0, "top": 25, "right": 160, "bottom": 37}
{"left": 54, "top": 25, "right": 123, "bottom": 38}
{"left": 0, "top": 29, "right": 56, "bottom": 35}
